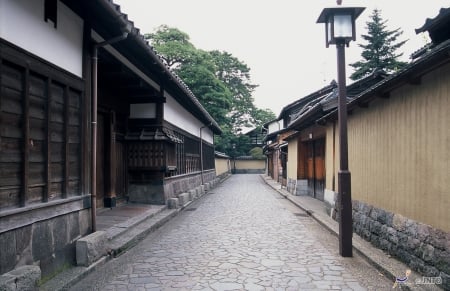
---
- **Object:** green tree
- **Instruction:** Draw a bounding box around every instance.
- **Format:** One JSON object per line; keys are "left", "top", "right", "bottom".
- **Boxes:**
{"left": 145, "top": 26, "right": 233, "bottom": 125}
{"left": 350, "top": 9, "right": 407, "bottom": 80}
{"left": 145, "top": 25, "right": 275, "bottom": 156}
{"left": 252, "top": 108, "right": 276, "bottom": 126}
{"left": 145, "top": 25, "right": 196, "bottom": 69}
{"left": 209, "top": 50, "right": 258, "bottom": 132}
{"left": 249, "top": 147, "right": 265, "bottom": 159}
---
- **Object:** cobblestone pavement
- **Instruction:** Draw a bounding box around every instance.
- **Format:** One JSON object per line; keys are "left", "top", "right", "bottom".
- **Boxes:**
{"left": 71, "top": 175, "right": 392, "bottom": 291}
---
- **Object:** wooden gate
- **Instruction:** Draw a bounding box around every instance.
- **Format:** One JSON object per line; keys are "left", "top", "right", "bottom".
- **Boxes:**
{"left": 306, "top": 138, "right": 325, "bottom": 200}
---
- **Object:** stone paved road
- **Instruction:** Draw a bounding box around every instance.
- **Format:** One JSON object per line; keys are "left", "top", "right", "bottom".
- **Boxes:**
{"left": 71, "top": 175, "right": 392, "bottom": 290}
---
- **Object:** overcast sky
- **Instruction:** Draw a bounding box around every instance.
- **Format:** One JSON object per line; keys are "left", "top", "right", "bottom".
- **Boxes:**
{"left": 114, "top": 0, "right": 449, "bottom": 115}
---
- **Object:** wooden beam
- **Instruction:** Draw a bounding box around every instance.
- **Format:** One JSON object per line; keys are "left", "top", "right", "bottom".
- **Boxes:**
{"left": 107, "top": 111, "right": 116, "bottom": 200}
{"left": 44, "top": 78, "right": 51, "bottom": 203}
{"left": 82, "top": 22, "right": 91, "bottom": 195}
{"left": 63, "top": 85, "right": 69, "bottom": 198}
{"left": 22, "top": 67, "right": 30, "bottom": 207}
{"left": 379, "top": 92, "right": 390, "bottom": 99}
{"left": 157, "top": 86, "right": 164, "bottom": 125}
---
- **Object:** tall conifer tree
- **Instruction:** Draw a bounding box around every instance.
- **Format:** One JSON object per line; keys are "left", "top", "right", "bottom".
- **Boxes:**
{"left": 350, "top": 9, "right": 407, "bottom": 80}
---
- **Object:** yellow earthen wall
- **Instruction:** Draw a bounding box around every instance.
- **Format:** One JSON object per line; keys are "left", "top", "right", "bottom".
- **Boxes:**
{"left": 215, "top": 158, "right": 230, "bottom": 176}
{"left": 287, "top": 139, "right": 298, "bottom": 181}
{"left": 234, "top": 160, "right": 266, "bottom": 170}
{"left": 326, "top": 64, "right": 450, "bottom": 232}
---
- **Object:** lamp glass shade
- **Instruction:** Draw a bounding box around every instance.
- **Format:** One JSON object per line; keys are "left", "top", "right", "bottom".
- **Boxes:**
{"left": 333, "top": 14, "right": 353, "bottom": 38}
{"left": 317, "top": 7, "right": 365, "bottom": 46}
{"left": 327, "top": 20, "right": 332, "bottom": 45}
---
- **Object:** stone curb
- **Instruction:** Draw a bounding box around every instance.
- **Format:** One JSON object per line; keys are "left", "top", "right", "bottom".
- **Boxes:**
{"left": 260, "top": 175, "right": 436, "bottom": 291}
{"left": 39, "top": 209, "right": 177, "bottom": 291}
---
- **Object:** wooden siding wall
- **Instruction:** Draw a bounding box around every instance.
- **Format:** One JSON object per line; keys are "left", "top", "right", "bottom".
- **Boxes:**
{"left": 340, "top": 64, "right": 450, "bottom": 232}
{"left": 0, "top": 55, "right": 83, "bottom": 211}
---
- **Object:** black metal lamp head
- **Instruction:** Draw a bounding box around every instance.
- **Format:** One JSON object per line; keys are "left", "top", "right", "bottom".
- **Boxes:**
{"left": 317, "top": 7, "right": 365, "bottom": 47}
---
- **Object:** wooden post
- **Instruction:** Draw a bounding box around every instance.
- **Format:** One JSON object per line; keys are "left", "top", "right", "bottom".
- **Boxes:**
{"left": 21, "top": 67, "right": 30, "bottom": 207}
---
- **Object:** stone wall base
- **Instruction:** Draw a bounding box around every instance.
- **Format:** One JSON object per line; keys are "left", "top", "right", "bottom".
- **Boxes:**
{"left": 0, "top": 208, "right": 91, "bottom": 278}
{"left": 0, "top": 265, "right": 41, "bottom": 291}
{"left": 352, "top": 200, "right": 450, "bottom": 288}
{"left": 324, "top": 189, "right": 337, "bottom": 219}
{"left": 286, "top": 178, "right": 308, "bottom": 196}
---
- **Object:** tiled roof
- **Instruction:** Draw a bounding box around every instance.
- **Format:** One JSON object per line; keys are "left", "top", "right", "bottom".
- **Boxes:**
{"left": 288, "top": 70, "right": 388, "bottom": 129}
{"left": 415, "top": 7, "right": 450, "bottom": 34}
{"left": 318, "top": 38, "right": 450, "bottom": 124}
{"left": 100, "top": 0, "right": 221, "bottom": 134}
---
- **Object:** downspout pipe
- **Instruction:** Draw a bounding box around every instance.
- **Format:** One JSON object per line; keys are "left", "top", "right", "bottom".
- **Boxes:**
{"left": 91, "top": 30, "right": 129, "bottom": 233}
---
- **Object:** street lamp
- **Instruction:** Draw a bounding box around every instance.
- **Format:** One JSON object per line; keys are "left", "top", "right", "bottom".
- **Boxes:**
{"left": 317, "top": 6, "right": 365, "bottom": 257}
{"left": 231, "top": 143, "right": 236, "bottom": 174}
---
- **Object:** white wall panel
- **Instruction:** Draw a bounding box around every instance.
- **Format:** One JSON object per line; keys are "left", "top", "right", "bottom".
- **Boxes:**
{"left": 0, "top": 0, "right": 83, "bottom": 77}
{"left": 164, "top": 93, "right": 214, "bottom": 143}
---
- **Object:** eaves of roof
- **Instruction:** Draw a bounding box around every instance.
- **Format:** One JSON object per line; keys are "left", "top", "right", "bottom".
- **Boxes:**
{"left": 277, "top": 81, "right": 337, "bottom": 119}
{"left": 76, "top": 0, "right": 222, "bottom": 135}
{"left": 288, "top": 102, "right": 323, "bottom": 130}
{"left": 215, "top": 151, "right": 230, "bottom": 158}
{"left": 416, "top": 7, "right": 450, "bottom": 34}
{"left": 317, "top": 39, "right": 450, "bottom": 124}
{"left": 263, "top": 127, "right": 290, "bottom": 142}
{"left": 288, "top": 70, "right": 388, "bottom": 130}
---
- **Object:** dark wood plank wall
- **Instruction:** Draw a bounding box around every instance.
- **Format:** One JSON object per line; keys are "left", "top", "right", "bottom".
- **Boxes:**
{"left": 0, "top": 62, "right": 24, "bottom": 209}
{"left": 0, "top": 47, "right": 83, "bottom": 211}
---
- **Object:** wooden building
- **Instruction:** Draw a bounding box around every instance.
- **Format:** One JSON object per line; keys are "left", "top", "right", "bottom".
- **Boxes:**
{"left": 287, "top": 7, "right": 450, "bottom": 283}
{"left": 0, "top": 0, "right": 220, "bottom": 277}
{"left": 287, "top": 72, "right": 387, "bottom": 201}
{"left": 263, "top": 119, "right": 289, "bottom": 185}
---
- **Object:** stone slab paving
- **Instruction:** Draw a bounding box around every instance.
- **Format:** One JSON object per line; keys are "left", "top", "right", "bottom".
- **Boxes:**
{"left": 70, "top": 175, "right": 392, "bottom": 290}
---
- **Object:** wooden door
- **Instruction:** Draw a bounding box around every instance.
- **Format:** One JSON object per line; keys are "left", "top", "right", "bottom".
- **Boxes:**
{"left": 314, "top": 139, "right": 325, "bottom": 201}
{"left": 306, "top": 139, "right": 325, "bottom": 200}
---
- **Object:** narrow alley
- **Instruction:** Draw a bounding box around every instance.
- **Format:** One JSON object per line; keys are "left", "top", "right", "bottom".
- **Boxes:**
{"left": 70, "top": 175, "right": 392, "bottom": 290}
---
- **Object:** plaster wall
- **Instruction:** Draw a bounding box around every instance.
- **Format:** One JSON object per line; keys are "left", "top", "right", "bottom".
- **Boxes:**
{"left": 0, "top": 0, "right": 83, "bottom": 77}
{"left": 164, "top": 93, "right": 214, "bottom": 143}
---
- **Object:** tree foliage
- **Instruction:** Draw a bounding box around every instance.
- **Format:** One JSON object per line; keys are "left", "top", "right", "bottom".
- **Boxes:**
{"left": 350, "top": 9, "right": 408, "bottom": 80}
{"left": 145, "top": 25, "right": 275, "bottom": 156}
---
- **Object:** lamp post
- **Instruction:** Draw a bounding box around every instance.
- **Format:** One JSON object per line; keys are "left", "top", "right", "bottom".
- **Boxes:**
{"left": 317, "top": 6, "right": 364, "bottom": 257}
{"left": 231, "top": 143, "right": 236, "bottom": 174}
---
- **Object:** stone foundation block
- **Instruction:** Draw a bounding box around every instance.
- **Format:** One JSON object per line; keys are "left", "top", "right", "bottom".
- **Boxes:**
{"left": 168, "top": 198, "right": 179, "bottom": 209}
{"left": 76, "top": 231, "right": 107, "bottom": 267}
{"left": 0, "top": 265, "right": 41, "bottom": 291}
{"left": 188, "top": 190, "right": 196, "bottom": 200}
{"left": 199, "top": 185, "right": 205, "bottom": 196}
{"left": 178, "top": 193, "right": 190, "bottom": 207}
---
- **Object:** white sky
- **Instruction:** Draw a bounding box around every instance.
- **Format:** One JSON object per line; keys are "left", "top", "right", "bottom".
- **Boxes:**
{"left": 114, "top": 0, "right": 449, "bottom": 115}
